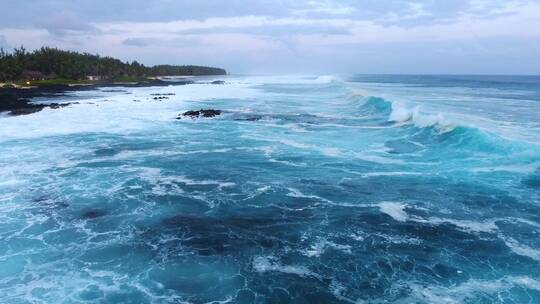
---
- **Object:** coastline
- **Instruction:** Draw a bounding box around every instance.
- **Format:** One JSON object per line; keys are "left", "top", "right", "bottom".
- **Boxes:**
{"left": 0, "top": 78, "right": 195, "bottom": 116}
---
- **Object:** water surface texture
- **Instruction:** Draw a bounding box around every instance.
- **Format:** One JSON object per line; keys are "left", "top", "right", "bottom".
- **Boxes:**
{"left": 1, "top": 75, "right": 540, "bottom": 303}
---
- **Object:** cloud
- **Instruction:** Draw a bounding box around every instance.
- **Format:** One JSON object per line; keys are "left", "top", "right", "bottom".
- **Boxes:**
{"left": 291, "top": 1, "right": 356, "bottom": 16}
{"left": 1, "top": 1, "right": 534, "bottom": 34}
{"left": 175, "top": 23, "right": 352, "bottom": 36}
{"left": 0, "top": 0, "right": 520, "bottom": 27}
{"left": 35, "top": 11, "right": 99, "bottom": 36}
{"left": 122, "top": 37, "right": 151, "bottom": 47}
{"left": 122, "top": 37, "right": 202, "bottom": 48}
{"left": 97, "top": 16, "right": 355, "bottom": 37}
{"left": 0, "top": 0, "right": 539, "bottom": 74}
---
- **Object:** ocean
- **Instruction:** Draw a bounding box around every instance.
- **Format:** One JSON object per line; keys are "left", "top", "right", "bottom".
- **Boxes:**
{"left": 0, "top": 74, "right": 539, "bottom": 303}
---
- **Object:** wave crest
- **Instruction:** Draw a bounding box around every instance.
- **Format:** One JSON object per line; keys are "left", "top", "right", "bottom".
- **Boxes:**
{"left": 314, "top": 75, "right": 340, "bottom": 84}
{"left": 388, "top": 102, "right": 456, "bottom": 132}
{"left": 354, "top": 95, "right": 539, "bottom": 155}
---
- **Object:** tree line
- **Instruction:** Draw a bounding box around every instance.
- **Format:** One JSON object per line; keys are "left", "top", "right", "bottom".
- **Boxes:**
{"left": 0, "top": 47, "right": 226, "bottom": 82}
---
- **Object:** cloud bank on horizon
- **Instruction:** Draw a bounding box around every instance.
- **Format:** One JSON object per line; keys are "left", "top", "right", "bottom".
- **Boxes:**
{"left": 0, "top": 0, "right": 539, "bottom": 74}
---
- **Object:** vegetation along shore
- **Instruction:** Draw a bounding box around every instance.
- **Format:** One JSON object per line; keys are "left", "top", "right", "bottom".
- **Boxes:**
{"left": 0, "top": 46, "right": 227, "bottom": 115}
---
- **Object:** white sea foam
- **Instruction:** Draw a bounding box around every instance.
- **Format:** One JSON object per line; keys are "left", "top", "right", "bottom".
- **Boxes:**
{"left": 349, "top": 233, "right": 365, "bottom": 241}
{"left": 503, "top": 237, "right": 540, "bottom": 261}
{"left": 345, "top": 88, "right": 367, "bottom": 101}
{"left": 268, "top": 158, "right": 307, "bottom": 167}
{"left": 320, "top": 147, "right": 344, "bottom": 157}
{"left": 137, "top": 167, "right": 234, "bottom": 199}
{"left": 408, "top": 214, "right": 498, "bottom": 234}
{"left": 471, "top": 162, "right": 540, "bottom": 174}
{"left": 329, "top": 280, "right": 360, "bottom": 304}
{"left": 378, "top": 202, "right": 408, "bottom": 222}
{"left": 303, "top": 238, "right": 352, "bottom": 257}
{"left": 504, "top": 217, "right": 540, "bottom": 229}
{"left": 424, "top": 217, "right": 498, "bottom": 233}
{"left": 228, "top": 74, "right": 339, "bottom": 85}
{"left": 373, "top": 233, "right": 423, "bottom": 245}
{"left": 388, "top": 102, "right": 456, "bottom": 132}
{"left": 286, "top": 188, "right": 331, "bottom": 203}
{"left": 279, "top": 139, "right": 311, "bottom": 149}
{"left": 361, "top": 171, "right": 422, "bottom": 177}
{"left": 252, "top": 256, "right": 318, "bottom": 278}
{"left": 174, "top": 176, "right": 236, "bottom": 189}
{"left": 377, "top": 202, "right": 500, "bottom": 234}
{"left": 243, "top": 134, "right": 407, "bottom": 165}
{"left": 388, "top": 102, "right": 415, "bottom": 122}
{"left": 0, "top": 82, "right": 259, "bottom": 142}
{"left": 314, "top": 75, "right": 339, "bottom": 84}
{"left": 353, "top": 153, "right": 406, "bottom": 165}
{"left": 407, "top": 276, "right": 540, "bottom": 304}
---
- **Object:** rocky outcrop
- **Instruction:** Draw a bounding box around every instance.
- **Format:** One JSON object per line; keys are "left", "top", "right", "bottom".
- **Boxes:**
{"left": 178, "top": 109, "right": 222, "bottom": 119}
{"left": 0, "top": 89, "right": 73, "bottom": 116}
{"left": 7, "top": 105, "right": 45, "bottom": 116}
{"left": 153, "top": 96, "right": 169, "bottom": 100}
{"left": 0, "top": 79, "right": 193, "bottom": 116}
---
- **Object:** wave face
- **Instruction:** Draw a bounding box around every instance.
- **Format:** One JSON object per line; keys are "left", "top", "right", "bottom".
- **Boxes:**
{"left": 1, "top": 75, "right": 540, "bottom": 303}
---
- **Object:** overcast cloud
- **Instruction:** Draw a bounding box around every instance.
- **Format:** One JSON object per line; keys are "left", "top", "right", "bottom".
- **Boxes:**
{"left": 1, "top": 0, "right": 539, "bottom": 74}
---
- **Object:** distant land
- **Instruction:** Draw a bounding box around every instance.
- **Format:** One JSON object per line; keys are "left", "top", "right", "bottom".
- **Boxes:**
{"left": 0, "top": 46, "right": 226, "bottom": 87}
{"left": 0, "top": 46, "right": 227, "bottom": 115}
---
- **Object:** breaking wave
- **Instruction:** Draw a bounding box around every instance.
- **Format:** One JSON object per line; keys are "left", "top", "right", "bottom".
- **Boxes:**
{"left": 353, "top": 94, "right": 540, "bottom": 155}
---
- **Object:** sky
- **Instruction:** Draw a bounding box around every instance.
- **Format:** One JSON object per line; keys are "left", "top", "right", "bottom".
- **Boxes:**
{"left": 0, "top": 0, "right": 539, "bottom": 74}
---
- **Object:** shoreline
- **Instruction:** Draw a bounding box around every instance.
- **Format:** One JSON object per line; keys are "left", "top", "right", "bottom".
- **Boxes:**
{"left": 0, "top": 78, "right": 197, "bottom": 116}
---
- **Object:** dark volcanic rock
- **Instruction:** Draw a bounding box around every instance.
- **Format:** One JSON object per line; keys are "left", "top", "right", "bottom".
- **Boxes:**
{"left": 101, "top": 89, "right": 128, "bottom": 93}
{"left": 152, "top": 96, "right": 169, "bottom": 100}
{"left": 0, "top": 87, "right": 73, "bottom": 116}
{"left": 182, "top": 110, "right": 201, "bottom": 117}
{"left": 8, "top": 105, "right": 45, "bottom": 116}
{"left": 1, "top": 99, "right": 71, "bottom": 116}
{"left": 0, "top": 78, "right": 192, "bottom": 116}
{"left": 178, "top": 109, "right": 222, "bottom": 119}
{"left": 211, "top": 80, "right": 225, "bottom": 85}
{"left": 48, "top": 103, "right": 71, "bottom": 109}
{"left": 200, "top": 109, "right": 222, "bottom": 117}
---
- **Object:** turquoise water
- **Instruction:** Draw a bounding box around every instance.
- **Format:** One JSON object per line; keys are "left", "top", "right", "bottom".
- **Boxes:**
{"left": 0, "top": 75, "right": 539, "bottom": 303}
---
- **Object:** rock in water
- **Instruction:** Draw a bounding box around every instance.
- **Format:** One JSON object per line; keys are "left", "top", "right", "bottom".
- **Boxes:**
{"left": 152, "top": 96, "right": 169, "bottom": 100}
{"left": 200, "top": 109, "right": 222, "bottom": 117}
{"left": 178, "top": 109, "right": 222, "bottom": 119}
